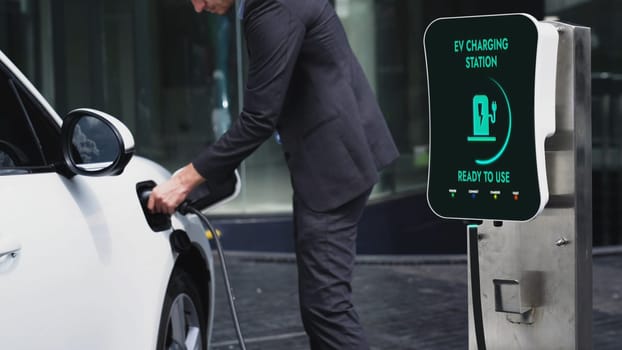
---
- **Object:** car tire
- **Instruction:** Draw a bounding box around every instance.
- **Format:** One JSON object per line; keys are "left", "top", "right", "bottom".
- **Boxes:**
{"left": 156, "top": 269, "right": 207, "bottom": 350}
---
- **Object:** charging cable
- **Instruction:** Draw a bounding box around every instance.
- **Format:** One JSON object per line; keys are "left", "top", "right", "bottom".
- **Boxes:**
{"left": 138, "top": 180, "right": 246, "bottom": 350}
{"left": 178, "top": 203, "right": 247, "bottom": 350}
{"left": 468, "top": 224, "right": 486, "bottom": 350}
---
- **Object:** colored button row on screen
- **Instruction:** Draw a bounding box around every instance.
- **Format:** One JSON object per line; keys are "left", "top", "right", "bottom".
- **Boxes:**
{"left": 448, "top": 189, "right": 520, "bottom": 201}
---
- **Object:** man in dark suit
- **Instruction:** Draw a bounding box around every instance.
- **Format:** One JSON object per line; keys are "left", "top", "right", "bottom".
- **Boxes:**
{"left": 149, "top": 0, "right": 399, "bottom": 348}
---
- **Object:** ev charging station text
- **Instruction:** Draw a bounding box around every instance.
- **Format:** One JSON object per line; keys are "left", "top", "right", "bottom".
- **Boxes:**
{"left": 457, "top": 170, "right": 511, "bottom": 184}
{"left": 453, "top": 37, "right": 509, "bottom": 69}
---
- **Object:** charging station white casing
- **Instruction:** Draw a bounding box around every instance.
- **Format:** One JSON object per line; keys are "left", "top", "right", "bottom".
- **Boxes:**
{"left": 424, "top": 13, "right": 559, "bottom": 222}
{"left": 532, "top": 17, "right": 559, "bottom": 219}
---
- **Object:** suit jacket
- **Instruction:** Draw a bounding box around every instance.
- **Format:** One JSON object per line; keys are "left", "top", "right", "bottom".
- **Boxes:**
{"left": 192, "top": 0, "right": 399, "bottom": 212}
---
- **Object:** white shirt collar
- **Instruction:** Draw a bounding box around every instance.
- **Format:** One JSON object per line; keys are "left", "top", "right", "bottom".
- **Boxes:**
{"left": 237, "top": 0, "right": 245, "bottom": 19}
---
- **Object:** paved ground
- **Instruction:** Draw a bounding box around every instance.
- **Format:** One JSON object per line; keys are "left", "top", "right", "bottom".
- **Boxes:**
{"left": 208, "top": 251, "right": 622, "bottom": 350}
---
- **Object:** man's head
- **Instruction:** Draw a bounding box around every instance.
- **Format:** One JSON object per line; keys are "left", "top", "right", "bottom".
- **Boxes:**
{"left": 190, "top": 0, "right": 235, "bottom": 15}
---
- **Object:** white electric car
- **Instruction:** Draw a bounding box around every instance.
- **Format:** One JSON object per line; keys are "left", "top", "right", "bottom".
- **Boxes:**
{"left": 0, "top": 50, "right": 217, "bottom": 349}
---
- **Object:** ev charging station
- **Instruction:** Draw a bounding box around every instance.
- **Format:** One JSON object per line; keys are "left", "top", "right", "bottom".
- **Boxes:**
{"left": 425, "top": 14, "right": 592, "bottom": 349}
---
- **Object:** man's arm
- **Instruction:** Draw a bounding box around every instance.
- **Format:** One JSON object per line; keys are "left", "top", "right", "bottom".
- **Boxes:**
{"left": 147, "top": 163, "right": 204, "bottom": 214}
{"left": 191, "top": 1, "right": 306, "bottom": 182}
{"left": 149, "top": 1, "right": 306, "bottom": 213}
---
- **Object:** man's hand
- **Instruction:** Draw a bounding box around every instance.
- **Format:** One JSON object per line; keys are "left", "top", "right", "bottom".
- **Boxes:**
{"left": 148, "top": 163, "right": 205, "bottom": 214}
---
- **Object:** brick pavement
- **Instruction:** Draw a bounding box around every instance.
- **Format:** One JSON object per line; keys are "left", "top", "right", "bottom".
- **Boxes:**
{"left": 209, "top": 252, "right": 622, "bottom": 350}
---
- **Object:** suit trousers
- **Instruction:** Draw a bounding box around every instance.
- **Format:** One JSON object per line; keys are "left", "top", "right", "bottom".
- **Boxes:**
{"left": 293, "top": 188, "right": 372, "bottom": 350}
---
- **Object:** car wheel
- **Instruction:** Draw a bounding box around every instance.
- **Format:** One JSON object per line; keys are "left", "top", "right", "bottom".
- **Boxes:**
{"left": 156, "top": 269, "right": 206, "bottom": 350}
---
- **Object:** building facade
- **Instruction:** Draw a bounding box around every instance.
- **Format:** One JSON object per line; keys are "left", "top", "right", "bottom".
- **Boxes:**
{"left": 1, "top": 0, "right": 620, "bottom": 251}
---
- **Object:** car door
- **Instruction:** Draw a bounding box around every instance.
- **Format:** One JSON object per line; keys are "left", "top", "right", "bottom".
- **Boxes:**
{"left": 0, "top": 59, "right": 126, "bottom": 349}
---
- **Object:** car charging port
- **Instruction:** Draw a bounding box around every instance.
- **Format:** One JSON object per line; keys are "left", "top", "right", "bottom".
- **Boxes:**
{"left": 136, "top": 180, "right": 172, "bottom": 232}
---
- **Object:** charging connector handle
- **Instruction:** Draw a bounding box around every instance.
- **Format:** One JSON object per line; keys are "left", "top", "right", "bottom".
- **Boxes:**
{"left": 136, "top": 182, "right": 172, "bottom": 232}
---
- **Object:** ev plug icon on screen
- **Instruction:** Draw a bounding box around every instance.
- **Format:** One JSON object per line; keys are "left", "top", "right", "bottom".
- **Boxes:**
{"left": 468, "top": 95, "right": 497, "bottom": 142}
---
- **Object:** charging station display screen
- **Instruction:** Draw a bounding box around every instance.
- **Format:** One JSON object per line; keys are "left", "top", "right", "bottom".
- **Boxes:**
{"left": 425, "top": 14, "right": 548, "bottom": 221}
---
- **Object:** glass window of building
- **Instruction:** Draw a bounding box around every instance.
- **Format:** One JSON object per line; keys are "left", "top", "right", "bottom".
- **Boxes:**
{"left": 2, "top": 0, "right": 622, "bottom": 245}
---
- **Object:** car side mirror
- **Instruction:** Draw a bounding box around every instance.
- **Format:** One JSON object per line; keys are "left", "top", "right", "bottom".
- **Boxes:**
{"left": 60, "top": 108, "right": 134, "bottom": 177}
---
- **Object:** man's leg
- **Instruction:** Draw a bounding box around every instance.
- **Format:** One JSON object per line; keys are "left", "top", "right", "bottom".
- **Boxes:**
{"left": 293, "top": 189, "right": 372, "bottom": 350}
